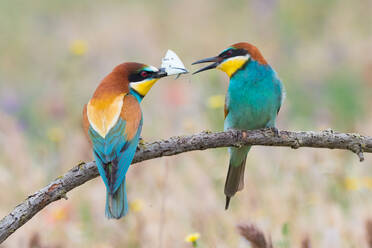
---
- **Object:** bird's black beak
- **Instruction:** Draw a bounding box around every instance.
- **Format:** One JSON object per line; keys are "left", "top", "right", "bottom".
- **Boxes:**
{"left": 154, "top": 69, "right": 169, "bottom": 78}
{"left": 192, "top": 56, "right": 221, "bottom": 74}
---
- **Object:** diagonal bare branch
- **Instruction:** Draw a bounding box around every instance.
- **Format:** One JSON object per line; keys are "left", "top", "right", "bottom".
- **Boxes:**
{"left": 1, "top": 129, "right": 371, "bottom": 243}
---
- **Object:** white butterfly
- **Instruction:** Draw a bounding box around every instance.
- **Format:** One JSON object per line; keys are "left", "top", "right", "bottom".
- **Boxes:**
{"left": 160, "top": 50, "right": 188, "bottom": 78}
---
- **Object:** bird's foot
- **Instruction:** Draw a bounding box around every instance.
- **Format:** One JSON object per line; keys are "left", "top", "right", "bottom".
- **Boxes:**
{"left": 202, "top": 129, "right": 212, "bottom": 134}
{"left": 270, "top": 127, "right": 280, "bottom": 137}
{"left": 77, "top": 160, "right": 86, "bottom": 166}
{"left": 137, "top": 137, "right": 146, "bottom": 151}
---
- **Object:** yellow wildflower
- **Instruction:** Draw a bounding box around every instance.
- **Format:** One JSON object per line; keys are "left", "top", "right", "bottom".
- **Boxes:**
{"left": 185, "top": 232, "right": 200, "bottom": 243}
{"left": 47, "top": 127, "right": 64, "bottom": 143}
{"left": 344, "top": 177, "right": 360, "bottom": 191}
{"left": 51, "top": 207, "right": 68, "bottom": 221}
{"left": 363, "top": 177, "right": 372, "bottom": 190}
{"left": 70, "top": 39, "right": 87, "bottom": 56}
{"left": 130, "top": 199, "right": 144, "bottom": 212}
{"left": 207, "top": 95, "right": 225, "bottom": 109}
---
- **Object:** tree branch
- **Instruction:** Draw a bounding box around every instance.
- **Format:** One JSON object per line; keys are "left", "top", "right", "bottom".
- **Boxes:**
{"left": 1, "top": 129, "right": 372, "bottom": 243}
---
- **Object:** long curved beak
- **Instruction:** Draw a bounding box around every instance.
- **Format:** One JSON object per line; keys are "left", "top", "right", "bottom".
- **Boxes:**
{"left": 153, "top": 69, "right": 168, "bottom": 78}
{"left": 155, "top": 67, "right": 188, "bottom": 79}
{"left": 192, "top": 56, "right": 221, "bottom": 74}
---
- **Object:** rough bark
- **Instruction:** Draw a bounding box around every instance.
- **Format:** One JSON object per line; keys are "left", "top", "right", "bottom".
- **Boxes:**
{"left": 1, "top": 129, "right": 371, "bottom": 243}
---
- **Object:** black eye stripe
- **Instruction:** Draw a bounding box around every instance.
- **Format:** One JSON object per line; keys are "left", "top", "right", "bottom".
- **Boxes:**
{"left": 219, "top": 48, "right": 247, "bottom": 58}
{"left": 128, "top": 70, "right": 154, "bottom": 82}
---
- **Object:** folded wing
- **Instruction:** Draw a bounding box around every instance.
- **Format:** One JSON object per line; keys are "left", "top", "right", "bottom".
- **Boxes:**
{"left": 83, "top": 94, "right": 142, "bottom": 193}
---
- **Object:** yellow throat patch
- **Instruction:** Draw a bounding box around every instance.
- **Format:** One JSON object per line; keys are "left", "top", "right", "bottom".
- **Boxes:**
{"left": 87, "top": 93, "right": 125, "bottom": 138}
{"left": 217, "top": 55, "right": 249, "bottom": 77}
{"left": 130, "top": 79, "right": 158, "bottom": 96}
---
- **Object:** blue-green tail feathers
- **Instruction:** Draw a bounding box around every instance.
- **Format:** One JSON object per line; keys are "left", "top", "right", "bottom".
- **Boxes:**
{"left": 105, "top": 178, "right": 128, "bottom": 219}
{"left": 89, "top": 117, "right": 143, "bottom": 219}
{"left": 224, "top": 146, "right": 250, "bottom": 210}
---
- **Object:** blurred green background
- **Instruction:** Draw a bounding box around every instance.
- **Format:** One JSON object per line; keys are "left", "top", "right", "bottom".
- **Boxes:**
{"left": 0, "top": 0, "right": 372, "bottom": 247}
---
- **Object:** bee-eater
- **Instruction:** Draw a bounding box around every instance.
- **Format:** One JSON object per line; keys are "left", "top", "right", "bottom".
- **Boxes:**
{"left": 83, "top": 62, "right": 168, "bottom": 219}
{"left": 192, "top": 42, "right": 284, "bottom": 209}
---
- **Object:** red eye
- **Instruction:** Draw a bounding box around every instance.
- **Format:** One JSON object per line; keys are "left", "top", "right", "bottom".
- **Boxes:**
{"left": 140, "top": 71, "right": 148, "bottom": 77}
{"left": 226, "top": 50, "right": 233, "bottom": 56}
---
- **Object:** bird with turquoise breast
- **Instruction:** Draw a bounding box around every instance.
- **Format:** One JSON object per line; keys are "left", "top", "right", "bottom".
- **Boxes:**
{"left": 83, "top": 62, "right": 168, "bottom": 219}
{"left": 193, "top": 42, "right": 284, "bottom": 209}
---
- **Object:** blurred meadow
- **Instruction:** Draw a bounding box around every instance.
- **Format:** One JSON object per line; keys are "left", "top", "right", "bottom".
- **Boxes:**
{"left": 1, "top": 0, "right": 372, "bottom": 247}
